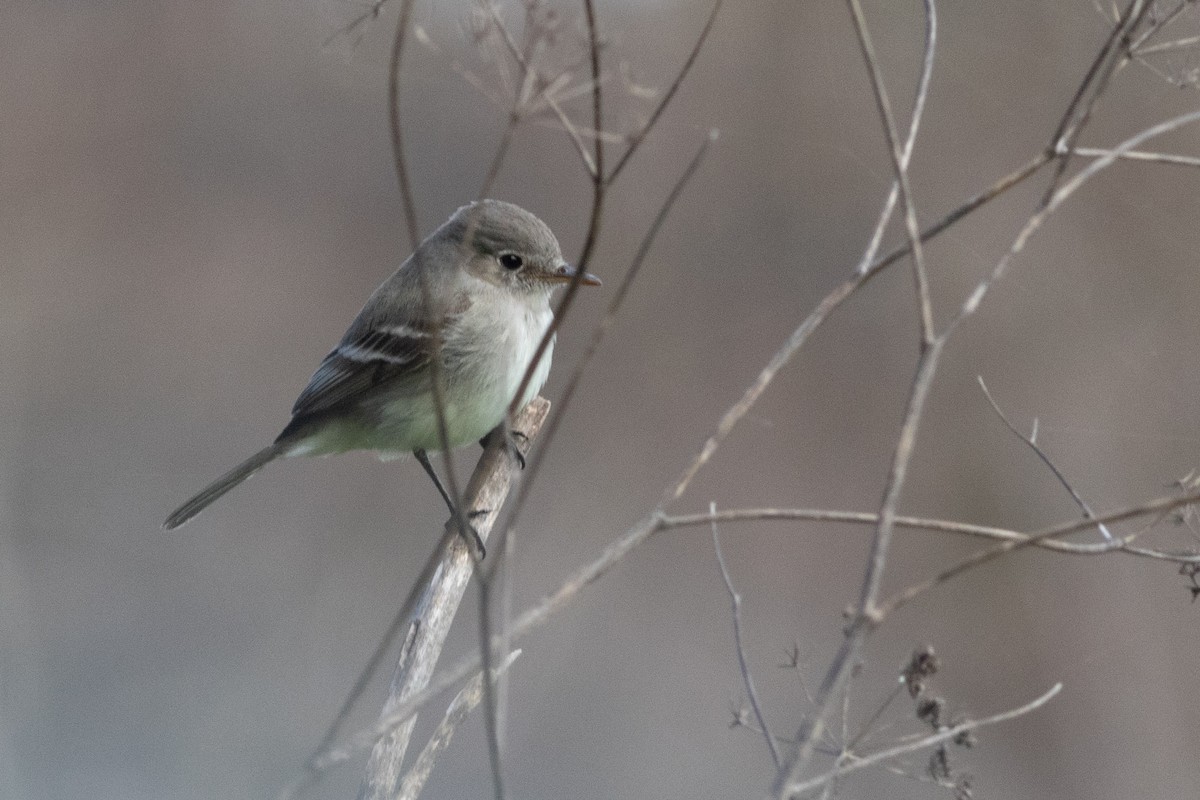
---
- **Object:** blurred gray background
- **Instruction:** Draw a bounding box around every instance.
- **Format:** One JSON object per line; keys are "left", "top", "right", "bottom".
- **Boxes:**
{"left": 4, "top": 1, "right": 1200, "bottom": 798}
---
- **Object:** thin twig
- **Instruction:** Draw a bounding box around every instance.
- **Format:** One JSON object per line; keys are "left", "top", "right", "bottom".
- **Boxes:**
{"left": 847, "top": 0, "right": 935, "bottom": 345}
{"left": 388, "top": 0, "right": 420, "bottom": 249}
{"left": 844, "top": 682, "right": 905, "bottom": 754}
{"left": 776, "top": 101, "right": 1200, "bottom": 800}
{"left": 504, "top": 0, "right": 606, "bottom": 423}
{"left": 657, "top": 506, "right": 1200, "bottom": 563}
{"left": 978, "top": 376, "right": 1113, "bottom": 540}
{"left": 1071, "top": 145, "right": 1200, "bottom": 168}
{"left": 298, "top": 544, "right": 446, "bottom": 789}
{"left": 710, "top": 502, "right": 782, "bottom": 767}
{"left": 782, "top": 683, "right": 1063, "bottom": 798}
{"left": 606, "top": 0, "right": 723, "bottom": 183}
{"left": 876, "top": 487, "right": 1200, "bottom": 620}
{"left": 1136, "top": 32, "right": 1200, "bottom": 55}
{"left": 1127, "top": 0, "right": 1196, "bottom": 53}
{"left": 773, "top": 331, "right": 946, "bottom": 797}
{"left": 397, "top": 650, "right": 522, "bottom": 800}
{"left": 483, "top": 4, "right": 598, "bottom": 177}
{"left": 854, "top": 0, "right": 938, "bottom": 276}
{"left": 1042, "top": 0, "right": 1151, "bottom": 207}
{"left": 948, "top": 107, "right": 1200, "bottom": 336}
{"left": 666, "top": 0, "right": 945, "bottom": 510}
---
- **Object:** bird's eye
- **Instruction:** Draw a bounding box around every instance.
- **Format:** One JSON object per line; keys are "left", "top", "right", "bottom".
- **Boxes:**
{"left": 499, "top": 253, "right": 524, "bottom": 271}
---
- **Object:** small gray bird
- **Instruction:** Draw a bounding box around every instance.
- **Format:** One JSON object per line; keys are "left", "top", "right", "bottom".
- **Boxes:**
{"left": 164, "top": 200, "right": 600, "bottom": 532}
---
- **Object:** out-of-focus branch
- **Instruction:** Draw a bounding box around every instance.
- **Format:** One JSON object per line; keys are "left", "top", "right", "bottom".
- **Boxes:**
{"left": 606, "top": 0, "right": 723, "bottom": 183}
{"left": 1070, "top": 145, "right": 1200, "bottom": 168}
{"left": 388, "top": 0, "right": 420, "bottom": 250}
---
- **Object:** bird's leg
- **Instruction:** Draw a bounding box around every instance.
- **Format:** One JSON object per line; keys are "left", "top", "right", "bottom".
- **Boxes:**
{"left": 479, "top": 424, "right": 527, "bottom": 469}
{"left": 413, "top": 448, "right": 485, "bottom": 558}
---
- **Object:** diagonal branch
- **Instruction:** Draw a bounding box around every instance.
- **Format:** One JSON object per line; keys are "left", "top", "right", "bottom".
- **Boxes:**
{"left": 978, "top": 376, "right": 1113, "bottom": 540}
{"left": 606, "top": 0, "right": 723, "bottom": 183}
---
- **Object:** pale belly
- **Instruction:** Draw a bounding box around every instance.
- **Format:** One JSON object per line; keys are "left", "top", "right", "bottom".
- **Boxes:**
{"left": 290, "top": 297, "right": 556, "bottom": 458}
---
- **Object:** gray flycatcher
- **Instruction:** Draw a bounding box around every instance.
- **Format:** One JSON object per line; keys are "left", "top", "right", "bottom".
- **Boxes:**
{"left": 164, "top": 200, "right": 600, "bottom": 533}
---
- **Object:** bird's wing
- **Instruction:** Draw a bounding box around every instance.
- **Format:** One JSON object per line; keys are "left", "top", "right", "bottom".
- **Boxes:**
{"left": 290, "top": 312, "right": 463, "bottom": 418}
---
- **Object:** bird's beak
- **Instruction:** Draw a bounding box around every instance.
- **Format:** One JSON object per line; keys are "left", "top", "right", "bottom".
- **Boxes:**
{"left": 543, "top": 262, "right": 602, "bottom": 286}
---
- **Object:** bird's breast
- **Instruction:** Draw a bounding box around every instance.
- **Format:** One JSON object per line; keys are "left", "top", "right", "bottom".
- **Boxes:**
{"left": 424, "top": 297, "right": 554, "bottom": 447}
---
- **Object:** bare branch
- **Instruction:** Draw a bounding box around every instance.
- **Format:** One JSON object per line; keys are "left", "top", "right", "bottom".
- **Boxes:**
{"left": 1041, "top": 0, "right": 1152, "bottom": 206}
{"left": 397, "top": 650, "right": 522, "bottom": 800}
{"left": 607, "top": 0, "right": 723, "bottom": 183}
{"left": 710, "top": 503, "right": 781, "bottom": 767}
{"left": 855, "top": 0, "right": 938, "bottom": 275}
{"left": 877, "top": 485, "right": 1200, "bottom": 620}
{"left": 1136, "top": 32, "right": 1200, "bottom": 56}
{"left": 978, "top": 376, "right": 1113, "bottom": 540}
{"left": 658, "top": 506, "right": 1200, "bottom": 563}
{"left": 847, "top": 0, "right": 936, "bottom": 344}
{"left": 279, "top": 400, "right": 549, "bottom": 800}
{"left": 294, "top": 477, "right": 1200, "bottom": 792}
{"left": 773, "top": 331, "right": 946, "bottom": 796}
{"left": 665, "top": 0, "right": 951, "bottom": 510}
{"left": 1071, "top": 145, "right": 1200, "bottom": 168}
{"left": 1127, "top": 0, "right": 1197, "bottom": 53}
{"left": 504, "top": 0, "right": 607, "bottom": 442}
{"left": 356, "top": 400, "right": 548, "bottom": 800}
{"left": 482, "top": 4, "right": 598, "bottom": 178}
{"left": 388, "top": 0, "right": 420, "bottom": 250}
{"left": 783, "top": 683, "right": 1062, "bottom": 798}
{"left": 950, "top": 107, "right": 1200, "bottom": 335}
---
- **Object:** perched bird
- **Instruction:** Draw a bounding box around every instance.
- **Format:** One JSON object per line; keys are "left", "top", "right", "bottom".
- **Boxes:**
{"left": 163, "top": 200, "right": 600, "bottom": 533}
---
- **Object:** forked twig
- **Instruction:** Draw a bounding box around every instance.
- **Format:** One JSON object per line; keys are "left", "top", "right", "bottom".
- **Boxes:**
{"left": 978, "top": 376, "right": 1113, "bottom": 541}
{"left": 847, "top": 0, "right": 935, "bottom": 344}
{"left": 388, "top": 0, "right": 420, "bottom": 249}
{"left": 710, "top": 503, "right": 781, "bottom": 767}
{"left": 289, "top": 481, "right": 1200, "bottom": 788}
{"left": 782, "top": 683, "right": 1062, "bottom": 797}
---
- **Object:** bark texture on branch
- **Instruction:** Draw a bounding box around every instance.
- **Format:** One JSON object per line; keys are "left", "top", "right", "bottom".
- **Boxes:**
{"left": 357, "top": 396, "right": 551, "bottom": 800}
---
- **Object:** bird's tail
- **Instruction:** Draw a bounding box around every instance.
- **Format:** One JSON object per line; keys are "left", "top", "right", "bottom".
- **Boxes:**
{"left": 163, "top": 442, "right": 287, "bottom": 530}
